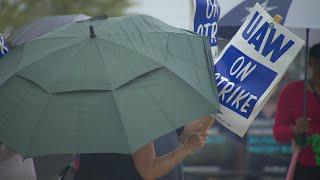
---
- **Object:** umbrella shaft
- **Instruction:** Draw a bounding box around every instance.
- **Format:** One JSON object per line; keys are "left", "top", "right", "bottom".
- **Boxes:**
{"left": 304, "top": 28, "right": 310, "bottom": 118}
{"left": 300, "top": 28, "right": 310, "bottom": 147}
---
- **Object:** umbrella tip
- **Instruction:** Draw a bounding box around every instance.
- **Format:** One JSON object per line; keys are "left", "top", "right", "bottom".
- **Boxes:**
{"left": 89, "top": 25, "right": 96, "bottom": 38}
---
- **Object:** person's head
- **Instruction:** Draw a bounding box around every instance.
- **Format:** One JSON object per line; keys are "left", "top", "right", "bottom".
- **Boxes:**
{"left": 309, "top": 43, "right": 320, "bottom": 83}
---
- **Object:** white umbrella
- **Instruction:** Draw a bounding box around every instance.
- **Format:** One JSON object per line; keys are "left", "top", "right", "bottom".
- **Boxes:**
{"left": 284, "top": 0, "right": 320, "bottom": 29}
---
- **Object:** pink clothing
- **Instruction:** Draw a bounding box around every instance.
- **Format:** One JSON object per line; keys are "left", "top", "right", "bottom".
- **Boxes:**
{"left": 286, "top": 140, "right": 300, "bottom": 180}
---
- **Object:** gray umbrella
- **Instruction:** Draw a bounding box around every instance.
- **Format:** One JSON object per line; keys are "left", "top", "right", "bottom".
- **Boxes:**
{"left": 7, "top": 14, "right": 90, "bottom": 45}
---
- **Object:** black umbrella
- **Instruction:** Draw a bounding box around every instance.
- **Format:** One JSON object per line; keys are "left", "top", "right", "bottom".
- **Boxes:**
{"left": 7, "top": 14, "right": 90, "bottom": 45}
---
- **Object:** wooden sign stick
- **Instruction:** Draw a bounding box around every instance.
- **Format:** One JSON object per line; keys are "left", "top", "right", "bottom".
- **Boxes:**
{"left": 200, "top": 115, "right": 215, "bottom": 131}
{"left": 199, "top": 15, "right": 283, "bottom": 133}
{"left": 273, "top": 14, "right": 283, "bottom": 24}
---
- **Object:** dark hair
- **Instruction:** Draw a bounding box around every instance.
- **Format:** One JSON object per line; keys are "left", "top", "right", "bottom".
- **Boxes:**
{"left": 309, "top": 43, "right": 320, "bottom": 59}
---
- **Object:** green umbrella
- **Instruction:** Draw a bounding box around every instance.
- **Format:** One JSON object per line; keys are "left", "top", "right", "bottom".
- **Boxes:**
{"left": 0, "top": 15, "right": 219, "bottom": 158}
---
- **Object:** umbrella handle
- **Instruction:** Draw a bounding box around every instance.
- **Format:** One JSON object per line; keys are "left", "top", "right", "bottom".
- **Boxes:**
{"left": 200, "top": 115, "right": 215, "bottom": 131}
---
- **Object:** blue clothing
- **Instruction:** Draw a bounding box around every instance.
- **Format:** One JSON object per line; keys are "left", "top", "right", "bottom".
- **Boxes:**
{"left": 154, "top": 130, "right": 184, "bottom": 180}
{"left": 77, "top": 153, "right": 143, "bottom": 180}
{"left": 77, "top": 127, "right": 185, "bottom": 180}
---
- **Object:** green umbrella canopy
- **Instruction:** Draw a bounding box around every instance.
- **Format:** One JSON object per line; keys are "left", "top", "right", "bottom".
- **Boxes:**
{"left": 0, "top": 15, "right": 219, "bottom": 158}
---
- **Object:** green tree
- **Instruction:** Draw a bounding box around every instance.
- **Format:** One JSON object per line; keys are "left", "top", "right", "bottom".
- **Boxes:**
{"left": 0, "top": 0, "right": 133, "bottom": 36}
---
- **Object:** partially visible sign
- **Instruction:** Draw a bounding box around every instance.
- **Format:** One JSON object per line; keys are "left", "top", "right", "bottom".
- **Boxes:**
{"left": 192, "top": 0, "right": 220, "bottom": 57}
{"left": 0, "top": 34, "right": 9, "bottom": 58}
{"left": 214, "top": 3, "right": 304, "bottom": 137}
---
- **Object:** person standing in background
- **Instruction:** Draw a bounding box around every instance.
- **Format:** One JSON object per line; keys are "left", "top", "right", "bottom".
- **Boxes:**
{"left": 273, "top": 43, "right": 320, "bottom": 180}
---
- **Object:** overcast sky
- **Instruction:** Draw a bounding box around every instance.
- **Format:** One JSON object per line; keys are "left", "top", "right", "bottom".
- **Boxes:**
{"left": 126, "top": 0, "right": 244, "bottom": 30}
{"left": 127, "top": 0, "right": 192, "bottom": 30}
{"left": 126, "top": 0, "right": 319, "bottom": 46}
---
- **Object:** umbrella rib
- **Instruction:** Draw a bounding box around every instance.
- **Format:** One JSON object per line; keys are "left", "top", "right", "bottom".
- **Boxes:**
{"left": 16, "top": 74, "right": 50, "bottom": 94}
{"left": 98, "top": 32, "right": 204, "bottom": 70}
{"left": 16, "top": 37, "right": 87, "bottom": 73}
{"left": 97, "top": 36, "right": 162, "bottom": 66}
{"left": 160, "top": 65, "right": 217, "bottom": 111}
{"left": 0, "top": 39, "right": 85, "bottom": 85}
{"left": 0, "top": 76, "right": 34, "bottom": 150}
{"left": 109, "top": 92, "right": 134, "bottom": 153}
{"left": 98, "top": 35, "right": 214, "bottom": 104}
{"left": 187, "top": 36, "right": 210, "bottom": 98}
{"left": 29, "top": 34, "right": 84, "bottom": 42}
{"left": 8, "top": 23, "right": 37, "bottom": 44}
{"left": 137, "top": 83, "right": 177, "bottom": 142}
{"left": 26, "top": 37, "right": 85, "bottom": 60}
{"left": 95, "top": 37, "right": 164, "bottom": 90}
{"left": 90, "top": 37, "right": 113, "bottom": 88}
{"left": 143, "top": 89, "right": 174, "bottom": 127}
{"left": 57, "top": 28, "right": 89, "bottom": 37}
{"left": 25, "top": 87, "right": 51, "bottom": 158}
{"left": 97, "top": 31, "right": 197, "bottom": 38}
{"left": 88, "top": 22, "right": 134, "bottom": 147}
{"left": 52, "top": 39, "right": 92, "bottom": 92}
{"left": 165, "top": 35, "right": 216, "bottom": 105}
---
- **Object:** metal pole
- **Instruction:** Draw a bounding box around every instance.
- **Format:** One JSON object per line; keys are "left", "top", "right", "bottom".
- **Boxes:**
{"left": 304, "top": 28, "right": 310, "bottom": 118}
{"left": 298, "top": 28, "right": 310, "bottom": 148}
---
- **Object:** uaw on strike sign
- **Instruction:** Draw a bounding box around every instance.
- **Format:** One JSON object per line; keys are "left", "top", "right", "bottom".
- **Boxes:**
{"left": 192, "top": 0, "right": 220, "bottom": 57}
{"left": 214, "top": 3, "right": 304, "bottom": 137}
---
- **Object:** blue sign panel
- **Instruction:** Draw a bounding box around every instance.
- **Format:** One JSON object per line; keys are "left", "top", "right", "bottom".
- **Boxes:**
{"left": 214, "top": 45, "right": 277, "bottom": 118}
{"left": 194, "top": 0, "right": 220, "bottom": 47}
{"left": 0, "top": 34, "right": 9, "bottom": 58}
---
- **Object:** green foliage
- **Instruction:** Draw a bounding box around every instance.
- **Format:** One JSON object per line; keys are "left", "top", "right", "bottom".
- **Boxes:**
{"left": 0, "top": 0, "right": 132, "bottom": 35}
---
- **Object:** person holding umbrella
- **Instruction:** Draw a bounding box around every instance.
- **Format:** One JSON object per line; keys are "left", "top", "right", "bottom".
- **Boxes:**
{"left": 0, "top": 15, "right": 220, "bottom": 180}
{"left": 273, "top": 43, "right": 320, "bottom": 180}
{"left": 67, "top": 120, "right": 202, "bottom": 180}
{"left": 153, "top": 119, "right": 206, "bottom": 180}
{"left": 77, "top": 116, "right": 210, "bottom": 180}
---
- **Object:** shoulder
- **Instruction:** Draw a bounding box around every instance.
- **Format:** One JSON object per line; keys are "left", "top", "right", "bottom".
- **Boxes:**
{"left": 282, "top": 80, "right": 304, "bottom": 93}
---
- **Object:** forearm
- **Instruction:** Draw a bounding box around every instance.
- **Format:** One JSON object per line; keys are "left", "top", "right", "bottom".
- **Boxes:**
{"left": 150, "top": 144, "right": 191, "bottom": 179}
{"left": 133, "top": 142, "right": 192, "bottom": 180}
{"left": 134, "top": 131, "right": 207, "bottom": 180}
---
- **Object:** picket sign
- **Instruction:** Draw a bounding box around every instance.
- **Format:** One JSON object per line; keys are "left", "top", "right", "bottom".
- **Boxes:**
{"left": 191, "top": 0, "right": 220, "bottom": 58}
{"left": 200, "top": 14, "right": 284, "bottom": 133}
{"left": 0, "top": 34, "right": 9, "bottom": 58}
{"left": 211, "top": 3, "right": 304, "bottom": 136}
